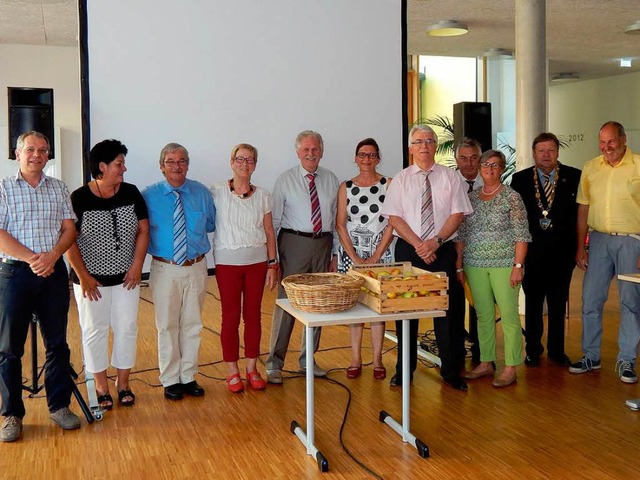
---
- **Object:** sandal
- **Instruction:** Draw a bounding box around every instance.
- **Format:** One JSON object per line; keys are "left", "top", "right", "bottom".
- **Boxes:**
{"left": 118, "top": 389, "right": 136, "bottom": 407}
{"left": 245, "top": 370, "right": 267, "bottom": 390}
{"left": 226, "top": 373, "right": 245, "bottom": 393}
{"left": 97, "top": 393, "right": 114, "bottom": 411}
{"left": 373, "top": 366, "right": 387, "bottom": 380}
{"left": 346, "top": 366, "right": 362, "bottom": 379}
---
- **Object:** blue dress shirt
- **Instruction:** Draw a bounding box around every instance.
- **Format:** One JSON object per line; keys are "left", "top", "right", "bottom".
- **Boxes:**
{"left": 142, "top": 178, "right": 216, "bottom": 260}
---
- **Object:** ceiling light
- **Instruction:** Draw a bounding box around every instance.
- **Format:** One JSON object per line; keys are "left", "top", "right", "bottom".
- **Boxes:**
{"left": 426, "top": 20, "right": 468, "bottom": 37}
{"left": 625, "top": 21, "right": 640, "bottom": 35}
{"left": 551, "top": 73, "right": 580, "bottom": 83}
{"left": 482, "top": 48, "right": 513, "bottom": 58}
{"left": 620, "top": 58, "right": 633, "bottom": 68}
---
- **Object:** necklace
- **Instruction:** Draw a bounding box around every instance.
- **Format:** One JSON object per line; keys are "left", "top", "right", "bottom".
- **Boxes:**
{"left": 229, "top": 178, "right": 254, "bottom": 199}
{"left": 95, "top": 180, "right": 117, "bottom": 198}
{"left": 533, "top": 163, "right": 560, "bottom": 230}
{"left": 481, "top": 184, "right": 502, "bottom": 196}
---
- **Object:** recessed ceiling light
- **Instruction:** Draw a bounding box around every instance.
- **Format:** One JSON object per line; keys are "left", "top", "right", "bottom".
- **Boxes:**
{"left": 482, "top": 48, "right": 513, "bottom": 58}
{"left": 625, "top": 21, "right": 640, "bottom": 35}
{"left": 551, "top": 73, "right": 580, "bottom": 83}
{"left": 620, "top": 58, "right": 633, "bottom": 68}
{"left": 426, "top": 20, "right": 468, "bottom": 37}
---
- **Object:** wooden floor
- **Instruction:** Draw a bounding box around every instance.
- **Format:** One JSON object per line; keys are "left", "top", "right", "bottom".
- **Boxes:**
{"left": 1, "top": 269, "right": 639, "bottom": 479}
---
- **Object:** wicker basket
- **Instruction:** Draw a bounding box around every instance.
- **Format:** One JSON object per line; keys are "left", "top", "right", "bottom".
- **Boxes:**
{"left": 282, "top": 273, "right": 364, "bottom": 313}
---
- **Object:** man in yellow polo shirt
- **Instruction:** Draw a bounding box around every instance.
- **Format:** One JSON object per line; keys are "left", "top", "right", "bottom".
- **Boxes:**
{"left": 569, "top": 121, "right": 640, "bottom": 383}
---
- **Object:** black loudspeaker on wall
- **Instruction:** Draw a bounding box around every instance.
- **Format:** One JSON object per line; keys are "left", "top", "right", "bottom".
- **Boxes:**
{"left": 453, "top": 102, "right": 492, "bottom": 152}
{"left": 8, "top": 87, "right": 54, "bottom": 160}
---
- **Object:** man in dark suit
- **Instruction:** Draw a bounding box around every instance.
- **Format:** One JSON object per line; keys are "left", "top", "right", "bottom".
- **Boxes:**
{"left": 511, "top": 132, "right": 581, "bottom": 367}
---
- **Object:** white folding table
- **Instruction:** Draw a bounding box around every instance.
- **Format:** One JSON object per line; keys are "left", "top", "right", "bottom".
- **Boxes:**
{"left": 275, "top": 299, "right": 446, "bottom": 472}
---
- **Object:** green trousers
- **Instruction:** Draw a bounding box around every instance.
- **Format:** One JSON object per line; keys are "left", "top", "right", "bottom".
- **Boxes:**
{"left": 465, "top": 266, "right": 523, "bottom": 366}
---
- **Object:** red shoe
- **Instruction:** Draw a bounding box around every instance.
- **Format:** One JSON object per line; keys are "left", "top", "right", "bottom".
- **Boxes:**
{"left": 226, "top": 373, "right": 245, "bottom": 393}
{"left": 245, "top": 370, "right": 267, "bottom": 390}
{"left": 373, "top": 366, "right": 387, "bottom": 380}
{"left": 346, "top": 365, "right": 362, "bottom": 378}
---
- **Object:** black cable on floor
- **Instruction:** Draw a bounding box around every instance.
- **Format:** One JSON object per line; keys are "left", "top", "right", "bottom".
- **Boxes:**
{"left": 321, "top": 375, "right": 384, "bottom": 480}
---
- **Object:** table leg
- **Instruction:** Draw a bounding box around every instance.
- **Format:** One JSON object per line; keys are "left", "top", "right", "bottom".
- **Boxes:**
{"left": 290, "top": 326, "right": 329, "bottom": 472}
{"left": 379, "top": 318, "right": 429, "bottom": 458}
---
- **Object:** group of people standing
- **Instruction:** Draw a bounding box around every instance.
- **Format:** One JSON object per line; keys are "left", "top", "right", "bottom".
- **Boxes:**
{"left": 1, "top": 121, "right": 639, "bottom": 444}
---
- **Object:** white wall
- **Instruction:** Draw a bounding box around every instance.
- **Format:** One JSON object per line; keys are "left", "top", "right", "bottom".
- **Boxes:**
{"left": 549, "top": 71, "right": 640, "bottom": 169}
{"left": 0, "top": 44, "right": 82, "bottom": 189}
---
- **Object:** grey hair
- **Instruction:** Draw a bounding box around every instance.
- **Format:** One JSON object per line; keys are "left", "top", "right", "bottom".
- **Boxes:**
{"left": 16, "top": 131, "right": 50, "bottom": 151}
{"left": 159, "top": 142, "right": 189, "bottom": 166}
{"left": 479, "top": 149, "right": 506, "bottom": 169}
{"left": 455, "top": 137, "right": 482, "bottom": 157}
{"left": 409, "top": 125, "right": 438, "bottom": 145}
{"left": 295, "top": 130, "right": 324, "bottom": 151}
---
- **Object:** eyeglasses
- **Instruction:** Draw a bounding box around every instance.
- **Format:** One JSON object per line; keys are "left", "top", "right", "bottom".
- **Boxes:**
{"left": 234, "top": 156, "right": 256, "bottom": 165}
{"left": 410, "top": 139, "right": 436, "bottom": 146}
{"left": 480, "top": 162, "right": 501, "bottom": 169}
{"left": 23, "top": 147, "right": 49, "bottom": 156}
{"left": 356, "top": 152, "right": 380, "bottom": 159}
{"left": 164, "top": 160, "right": 188, "bottom": 167}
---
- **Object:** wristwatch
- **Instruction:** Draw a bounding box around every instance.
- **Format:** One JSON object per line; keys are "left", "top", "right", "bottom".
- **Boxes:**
{"left": 513, "top": 263, "right": 523, "bottom": 268}
{"left": 436, "top": 236, "right": 444, "bottom": 246}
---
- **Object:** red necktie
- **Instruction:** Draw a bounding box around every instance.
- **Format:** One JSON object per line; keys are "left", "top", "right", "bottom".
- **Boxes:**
{"left": 307, "top": 173, "right": 322, "bottom": 234}
{"left": 420, "top": 171, "right": 434, "bottom": 241}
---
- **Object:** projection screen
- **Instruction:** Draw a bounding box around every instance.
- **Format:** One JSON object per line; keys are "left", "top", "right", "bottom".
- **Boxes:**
{"left": 82, "top": 0, "right": 407, "bottom": 193}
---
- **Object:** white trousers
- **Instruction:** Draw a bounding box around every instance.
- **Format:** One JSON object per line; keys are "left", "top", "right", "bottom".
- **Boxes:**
{"left": 74, "top": 283, "right": 140, "bottom": 373}
{"left": 149, "top": 259, "right": 208, "bottom": 387}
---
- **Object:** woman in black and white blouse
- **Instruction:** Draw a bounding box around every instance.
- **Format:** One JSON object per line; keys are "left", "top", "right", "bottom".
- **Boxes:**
{"left": 66, "top": 139, "right": 149, "bottom": 409}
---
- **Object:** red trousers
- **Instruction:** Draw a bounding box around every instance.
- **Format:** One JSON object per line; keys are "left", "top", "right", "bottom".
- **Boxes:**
{"left": 216, "top": 262, "right": 268, "bottom": 362}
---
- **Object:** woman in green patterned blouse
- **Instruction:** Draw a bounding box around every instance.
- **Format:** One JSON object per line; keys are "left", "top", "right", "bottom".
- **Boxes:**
{"left": 455, "top": 149, "right": 531, "bottom": 388}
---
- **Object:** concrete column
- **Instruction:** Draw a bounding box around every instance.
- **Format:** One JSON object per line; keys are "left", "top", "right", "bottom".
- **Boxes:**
{"left": 515, "top": 0, "right": 547, "bottom": 170}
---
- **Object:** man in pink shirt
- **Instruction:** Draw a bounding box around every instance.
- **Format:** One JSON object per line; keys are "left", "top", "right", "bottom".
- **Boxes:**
{"left": 382, "top": 125, "right": 473, "bottom": 391}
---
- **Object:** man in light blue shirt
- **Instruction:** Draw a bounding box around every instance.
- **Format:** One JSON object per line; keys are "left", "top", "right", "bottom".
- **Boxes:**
{"left": 142, "top": 143, "right": 216, "bottom": 401}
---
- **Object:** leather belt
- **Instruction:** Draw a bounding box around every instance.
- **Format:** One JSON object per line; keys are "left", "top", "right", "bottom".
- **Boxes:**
{"left": 281, "top": 228, "right": 332, "bottom": 239}
{"left": 608, "top": 233, "right": 640, "bottom": 241}
{"left": 1, "top": 258, "right": 29, "bottom": 268}
{"left": 152, "top": 254, "right": 205, "bottom": 266}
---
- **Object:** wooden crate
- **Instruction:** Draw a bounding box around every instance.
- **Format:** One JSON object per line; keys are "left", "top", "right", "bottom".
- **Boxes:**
{"left": 349, "top": 262, "right": 449, "bottom": 314}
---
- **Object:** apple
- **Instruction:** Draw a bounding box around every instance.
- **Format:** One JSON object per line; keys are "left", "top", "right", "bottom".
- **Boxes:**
{"left": 386, "top": 292, "right": 397, "bottom": 299}
{"left": 366, "top": 270, "right": 377, "bottom": 278}
{"left": 417, "top": 274, "right": 431, "bottom": 280}
{"left": 390, "top": 268, "right": 402, "bottom": 275}
{"left": 377, "top": 270, "right": 390, "bottom": 278}
{"left": 402, "top": 291, "right": 414, "bottom": 299}
{"left": 418, "top": 290, "right": 429, "bottom": 296}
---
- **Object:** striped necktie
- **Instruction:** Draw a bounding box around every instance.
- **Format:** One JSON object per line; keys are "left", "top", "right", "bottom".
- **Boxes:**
{"left": 466, "top": 180, "right": 474, "bottom": 193}
{"left": 172, "top": 189, "right": 187, "bottom": 265}
{"left": 420, "top": 170, "right": 435, "bottom": 241}
{"left": 307, "top": 173, "right": 322, "bottom": 234}
{"left": 543, "top": 173, "right": 552, "bottom": 201}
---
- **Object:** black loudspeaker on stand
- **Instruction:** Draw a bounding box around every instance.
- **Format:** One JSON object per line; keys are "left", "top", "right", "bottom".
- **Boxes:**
{"left": 22, "top": 314, "right": 94, "bottom": 424}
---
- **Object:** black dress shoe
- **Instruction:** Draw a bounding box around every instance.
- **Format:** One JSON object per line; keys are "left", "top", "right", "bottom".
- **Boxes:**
{"left": 524, "top": 355, "right": 540, "bottom": 367}
{"left": 548, "top": 354, "right": 571, "bottom": 367}
{"left": 444, "top": 377, "right": 468, "bottom": 391}
{"left": 183, "top": 381, "right": 205, "bottom": 397}
{"left": 164, "top": 383, "right": 183, "bottom": 400}
{"left": 389, "top": 374, "right": 413, "bottom": 387}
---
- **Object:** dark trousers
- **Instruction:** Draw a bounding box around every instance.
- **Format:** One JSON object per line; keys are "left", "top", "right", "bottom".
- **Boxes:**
{"left": 0, "top": 259, "right": 74, "bottom": 418}
{"left": 468, "top": 305, "right": 480, "bottom": 362}
{"left": 394, "top": 239, "right": 466, "bottom": 381}
{"left": 522, "top": 259, "right": 575, "bottom": 358}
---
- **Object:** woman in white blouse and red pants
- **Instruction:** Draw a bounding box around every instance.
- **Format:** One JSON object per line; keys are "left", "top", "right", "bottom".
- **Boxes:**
{"left": 211, "top": 144, "right": 278, "bottom": 393}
